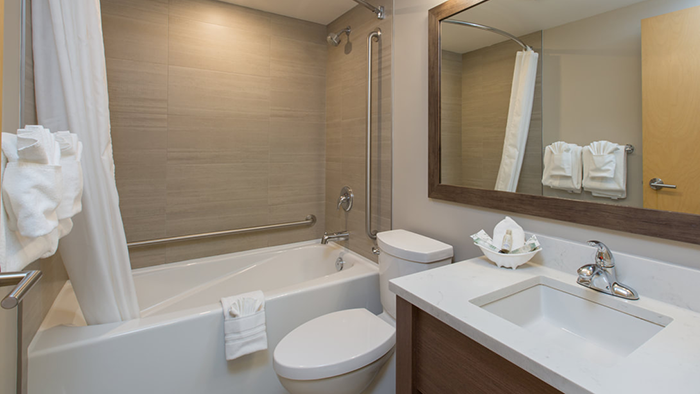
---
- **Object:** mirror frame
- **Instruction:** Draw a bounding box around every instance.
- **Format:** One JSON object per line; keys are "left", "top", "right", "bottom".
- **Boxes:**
{"left": 428, "top": 0, "right": 700, "bottom": 245}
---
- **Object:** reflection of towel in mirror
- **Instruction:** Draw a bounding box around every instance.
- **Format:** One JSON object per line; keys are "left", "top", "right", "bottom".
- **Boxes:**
{"left": 582, "top": 141, "right": 626, "bottom": 200}
{"left": 542, "top": 141, "right": 582, "bottom": 193}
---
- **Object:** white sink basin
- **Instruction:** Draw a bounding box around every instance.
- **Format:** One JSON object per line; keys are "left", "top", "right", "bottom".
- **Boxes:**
{"left": 470, "top": 276, "right": 672, "bottom": 366}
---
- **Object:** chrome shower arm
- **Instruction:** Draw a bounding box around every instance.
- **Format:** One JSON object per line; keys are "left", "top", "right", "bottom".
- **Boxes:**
{"left": 353, "top": 0, "right": 385, "bottom": 20}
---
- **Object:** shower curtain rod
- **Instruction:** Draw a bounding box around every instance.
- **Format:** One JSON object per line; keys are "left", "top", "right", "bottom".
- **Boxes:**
{"left": 353, "top": 0, "right": 385, "bottom": 19}
{"left": 443, "top": 20, "right": 530, "bottom": 50}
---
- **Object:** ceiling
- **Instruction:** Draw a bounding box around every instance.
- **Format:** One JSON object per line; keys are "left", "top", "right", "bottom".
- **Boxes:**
{"left": 217, "top": 0, "right": 356, "bottom": 25}
{"left": 441, "top": 0, "right": 652, "bottom": 54}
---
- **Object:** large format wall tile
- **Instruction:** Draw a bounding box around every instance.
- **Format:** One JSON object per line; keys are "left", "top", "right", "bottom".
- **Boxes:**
{"left": 325, "top": 0, "right": 393, "bottom": 262}
{"left": 106, "top": 58, "right": 168, "bottom": 114}
{"left": 169, "top": 15, "right": 270, "bottom": 76}
{"left": 102, "top": 0, "right": 328, "bottom": 268}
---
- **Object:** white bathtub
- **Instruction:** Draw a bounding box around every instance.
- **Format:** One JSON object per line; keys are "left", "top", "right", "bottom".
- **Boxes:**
{"left": 28, "top": 241, "right": 384, "bottom": 394}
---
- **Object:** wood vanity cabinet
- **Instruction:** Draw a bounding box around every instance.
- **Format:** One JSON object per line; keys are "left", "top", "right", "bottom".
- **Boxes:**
{"left": 396, "top": 297, "right": 562, "bottom": 394}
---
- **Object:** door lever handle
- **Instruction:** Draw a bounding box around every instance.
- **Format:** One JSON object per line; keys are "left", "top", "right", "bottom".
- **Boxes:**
{"left": 649, "top": 178, "right": 677, "bottom": 190}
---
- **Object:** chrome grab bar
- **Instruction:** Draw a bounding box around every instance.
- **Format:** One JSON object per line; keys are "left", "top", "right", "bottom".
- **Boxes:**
{"left": 127, "top": 215, "right": 317, "bottom": 248}
{"left": 0, "top": 270, "right": 42, "bottom": 309}
{"left": 366, "top": 29, "right": 381, "bottom": 240}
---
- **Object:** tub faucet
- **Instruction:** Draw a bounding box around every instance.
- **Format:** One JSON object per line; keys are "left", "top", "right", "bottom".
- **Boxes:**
{"left": 576, "top": 240, "right": 638, "bottom": 300}
{"left": 321, "top": 231, "right": 349, "bottom": 245}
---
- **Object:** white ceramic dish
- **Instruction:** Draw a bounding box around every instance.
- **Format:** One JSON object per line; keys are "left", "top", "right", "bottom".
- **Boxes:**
{"left": 476, "top": 245, "right": 541, "bottom": 270}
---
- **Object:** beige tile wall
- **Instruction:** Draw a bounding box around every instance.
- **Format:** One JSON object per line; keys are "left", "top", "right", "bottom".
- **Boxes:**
{"left": 459, "top": 31, "right": 543, "bottom": 194}
{"left": 101, "top": 0, "right": 328, "bottom": 268}
{"left": 440, "top": 50, "right": 462, "bottom": 185}
{"left": 325, "top": 1, "right": 393, "bottom": 262}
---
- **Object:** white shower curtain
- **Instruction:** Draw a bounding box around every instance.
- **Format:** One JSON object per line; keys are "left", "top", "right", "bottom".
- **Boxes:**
{"left": 494, "top": 49, "right": 539, "bottom": 192}
{"left": 32, "top": 0, "right": 140, "bottom": 324}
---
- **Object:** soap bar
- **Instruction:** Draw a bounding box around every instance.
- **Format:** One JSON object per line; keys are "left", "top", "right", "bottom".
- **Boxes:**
{"left": 492, "top": 217, "right": 525, "bottom": 250}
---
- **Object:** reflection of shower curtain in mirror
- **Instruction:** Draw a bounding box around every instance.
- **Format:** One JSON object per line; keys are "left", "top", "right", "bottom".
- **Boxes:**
{"left": 494, "top": 49, "right": 539, "bottom": 192}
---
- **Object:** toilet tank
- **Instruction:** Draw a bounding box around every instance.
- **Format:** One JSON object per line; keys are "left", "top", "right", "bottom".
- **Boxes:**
{"left": 376, "top": 230, "right": 454, "bottom": 319}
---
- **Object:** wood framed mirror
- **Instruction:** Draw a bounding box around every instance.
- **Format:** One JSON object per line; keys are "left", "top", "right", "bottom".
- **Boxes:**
{"left": 428, "top": 0, "right": 700, "bottom": 245}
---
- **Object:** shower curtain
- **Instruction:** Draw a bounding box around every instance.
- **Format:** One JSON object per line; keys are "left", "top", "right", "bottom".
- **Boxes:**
{"left": 494, "top": 49, "right": 539, "bottom": 192}
{"left": 32, "top": 0, "right": 140, "bottom": 324}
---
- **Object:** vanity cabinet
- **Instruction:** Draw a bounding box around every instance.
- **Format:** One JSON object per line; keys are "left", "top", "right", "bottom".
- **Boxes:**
{"left": 396, "top": 297, "right": 561, "bottom": 394}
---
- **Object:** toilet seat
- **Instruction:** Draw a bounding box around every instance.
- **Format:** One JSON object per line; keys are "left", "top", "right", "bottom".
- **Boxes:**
{"left": 273, "top": 309, "right": 395, "bottom": 381}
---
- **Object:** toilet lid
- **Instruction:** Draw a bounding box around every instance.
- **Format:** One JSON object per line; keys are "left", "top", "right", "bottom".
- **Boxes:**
{"left": 273, "top": 309, "right": 396, "bottom": 380}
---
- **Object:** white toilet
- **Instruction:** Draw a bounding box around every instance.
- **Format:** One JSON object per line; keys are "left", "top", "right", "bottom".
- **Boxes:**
{"left": 273, "top": 230, "right": 453, "bottom": 394}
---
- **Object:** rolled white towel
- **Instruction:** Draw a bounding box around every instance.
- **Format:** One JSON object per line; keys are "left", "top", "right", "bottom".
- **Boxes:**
{"left": 221, "top": 291, "right": 268, "bottom": 361}
{"left": 17, "top": 125, "right": 61, "bottom": 165}
{"left": 54, "top": 131, "right": 83, "bottom": 219}
{"left": 1, "top": 131, "right": 63, "bottom": 238}
{"left": 0, "top": 162, "right": 68, "bottom": 273}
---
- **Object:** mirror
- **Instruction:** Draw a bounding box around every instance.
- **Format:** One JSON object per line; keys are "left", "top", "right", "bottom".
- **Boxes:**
{"left": 429, "top": 0, "right": 700, "bottom": 244}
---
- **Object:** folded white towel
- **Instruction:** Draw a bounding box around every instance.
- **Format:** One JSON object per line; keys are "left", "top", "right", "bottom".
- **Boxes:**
{"left": 542, "top": 142, "right": 582, "bottom": 193}
{"left": 2, "top": 131, "right": 63, "bottom": 237}
{"left": 17, "top": 125, "right": 61, "bottom": 165}
{"left": 54, "top": 131, "right": 83, "bottom": 219}
{"left": 0, "top": 151, "right": 72, "bottom": 272}
{"left": 221, "top": 291, "right": 268, "bottom": 361}
{"left": 583, "top": 141, "right": 626, "bottom": 200}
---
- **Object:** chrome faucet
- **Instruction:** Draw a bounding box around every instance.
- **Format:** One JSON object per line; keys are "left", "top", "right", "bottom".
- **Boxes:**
{"left": 576, "top": 241, "right": 638, "bottom": 300}
{"left": 321, "top": 231, "right": 349, "bottom": 245}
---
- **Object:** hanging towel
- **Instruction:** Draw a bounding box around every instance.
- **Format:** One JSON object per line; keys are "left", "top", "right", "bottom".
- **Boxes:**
{"left": 2, "top": 130, "right": 63, "bottom": 238}
{"left": 495, "top": 48, "right": 539, "bottom": 192}
{"left": 582, "top": 141, "right": 627, "bottom": 199}
{"left": 54, "top": 131, "right": 83, "bottom": 219}
{"left": 0, "top": 153, "right": 72, "bottom": 272}
{"left": 221, "top": 291, "right": 268, "bottom": 361}
{"left": 542, "top": 142, "right": 582, "bottom": 193}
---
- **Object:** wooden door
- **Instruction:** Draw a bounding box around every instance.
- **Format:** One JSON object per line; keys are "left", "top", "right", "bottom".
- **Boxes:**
{"left": 642, "top": 5, "right": 700, "bottom": 214}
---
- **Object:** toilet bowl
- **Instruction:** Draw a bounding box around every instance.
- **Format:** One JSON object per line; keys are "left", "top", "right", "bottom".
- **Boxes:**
{"left": 273, "top": 230, "right": 453, "bottom": 394}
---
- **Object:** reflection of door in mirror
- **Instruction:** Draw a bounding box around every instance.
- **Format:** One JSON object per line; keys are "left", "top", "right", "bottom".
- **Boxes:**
{"left": 642, "top": 5, "right": 700, "bottom": 215}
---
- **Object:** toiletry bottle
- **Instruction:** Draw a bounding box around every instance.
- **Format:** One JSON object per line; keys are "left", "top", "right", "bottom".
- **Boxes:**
{"left": 500, "top": 229, "right": 513, "bottom": 254}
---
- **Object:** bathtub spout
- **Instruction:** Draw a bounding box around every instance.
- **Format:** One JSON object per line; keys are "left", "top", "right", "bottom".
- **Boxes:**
{"left": 321, "top": 231, "right": 349, "bottom": 244}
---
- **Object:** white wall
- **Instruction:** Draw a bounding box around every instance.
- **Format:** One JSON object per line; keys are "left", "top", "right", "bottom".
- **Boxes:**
{"left": 392, "top": 0, "right": 700, "bottom": 271}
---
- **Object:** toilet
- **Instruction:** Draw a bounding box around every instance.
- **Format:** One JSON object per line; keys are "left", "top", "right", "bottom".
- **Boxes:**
{"left": 273, "top": 230, "right": 453, "bottom": 394}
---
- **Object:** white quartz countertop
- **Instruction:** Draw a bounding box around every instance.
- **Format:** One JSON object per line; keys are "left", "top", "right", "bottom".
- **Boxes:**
{"left": 389, "top": 255, "right": 700, "bottom": 394}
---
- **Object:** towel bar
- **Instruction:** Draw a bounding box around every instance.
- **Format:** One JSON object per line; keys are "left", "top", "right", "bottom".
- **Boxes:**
{"left": 127, "top": 215, "right": 317, "bottom": 248}
{"left": 0, "top": 270, "right": 43, "bottom": 309}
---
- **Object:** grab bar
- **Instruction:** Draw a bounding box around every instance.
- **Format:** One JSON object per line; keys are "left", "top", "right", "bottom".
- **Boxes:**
{"left": 0, "top": 270, "right": 43, "bottom": 309}
{"left": 127, "top": 215, "right": 317, "bottom": 248}
{"left": 366, "top": 29, "right": 381, "bottom": 240}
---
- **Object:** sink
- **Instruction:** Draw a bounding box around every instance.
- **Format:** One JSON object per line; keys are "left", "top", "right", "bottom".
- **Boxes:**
{"left": 470, "top": 276, "right": 672, "bottom": 366}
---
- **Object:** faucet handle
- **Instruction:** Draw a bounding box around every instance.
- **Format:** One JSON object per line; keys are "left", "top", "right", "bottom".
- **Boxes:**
{"left": 336, "top": 186, "right": 354, "bottom": 212}
{"left": 337, "top": 195, "right": 348, "bottom": 210}
{"left": 587, "top": 240, "right": 615, "bottom": 269}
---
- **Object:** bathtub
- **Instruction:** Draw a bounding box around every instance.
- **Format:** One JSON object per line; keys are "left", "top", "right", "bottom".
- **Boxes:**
{"left": 28, "top": 241, "right": 384, "bottom": 394}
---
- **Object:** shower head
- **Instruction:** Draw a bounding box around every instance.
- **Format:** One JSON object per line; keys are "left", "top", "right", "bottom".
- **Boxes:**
{"left": 327, "top": 26, "right": 351, "bottom": 46}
